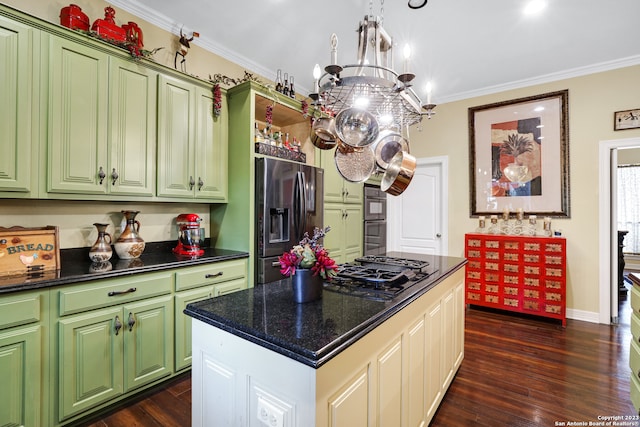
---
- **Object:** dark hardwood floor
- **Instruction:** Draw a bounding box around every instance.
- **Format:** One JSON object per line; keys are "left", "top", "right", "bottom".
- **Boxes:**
{"left": 81, "top": 289, "right": 636, "bottom": 426}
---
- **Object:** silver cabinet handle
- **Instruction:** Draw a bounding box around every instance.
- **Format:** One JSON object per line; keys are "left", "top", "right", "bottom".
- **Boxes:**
{"left": 189, "top": 176, "right": 195, "bottom": 190}
{"left": 111, "top": 168, "right": 119, "bottom": 185}
{"left": 98, "top": 167, "right": 106, "bottom": 185}
{"left": 114, "top": 315, "right": 122, "bottom": 335}
{"left": 198, "top": 177, "right": 204, "bottom": 191}
{"left": 127, "top": 312, "right": 136, "bottom": 331}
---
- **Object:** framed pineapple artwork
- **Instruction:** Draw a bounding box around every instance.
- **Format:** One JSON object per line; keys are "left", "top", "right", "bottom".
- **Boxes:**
{"left": 468, "top": 90, "right": 570, "bottom": 217}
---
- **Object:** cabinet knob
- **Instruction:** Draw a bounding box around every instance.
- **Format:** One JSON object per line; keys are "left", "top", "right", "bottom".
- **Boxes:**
{"left": 189, "top": 176, "right": 195, "bottom": 190}
{"left": 198, "top": 177, "right": 204, "bottom": 191}
{"left": 127, "top": 313, "right": 136, "bottom": 332}
{"left": 436, "top": 233, "right": 442, "bottom": 238}
{"left": 98, "top": 167, "right": 106, "bottom": 185}
{"left": 111, "top": 168, "right": 119, "bottom": 185}
{"left": 114, "top": 315, "right": 122, "bottom": 336}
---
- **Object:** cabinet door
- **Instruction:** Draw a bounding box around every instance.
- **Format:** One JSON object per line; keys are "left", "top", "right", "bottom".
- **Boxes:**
{"left": 175, "top": 287, "right": 214, "bottom": 371}
{"left": 323, "top": 204, "right": 346, "bottom": 263}
{"left": 122, "top": 295, "right": 173, "bottom": 392}
{"left": 343, "top": 204, "right": 363, "bottom": 263}
{"left": 58, "top": 306, "right": 123, "bottom": 420}
{"left": 320, "top": 149, "right": 346, "bottom": 204}
{"left": 108, "top": 58, "right": 156, "bottom": 196}
{"left": 213, "top": 277, "right": 247, "bottom": 297}
{"left": 48, "top": 36, "right": 109, "bottom": 194}
{"left": 157, "top": 74, "right": 195, "bottom": 198}
{"left": 0, "top": 16, "right": 36, "bottom": 193}
{"left": 0, "top": 325, "right": 42, "bottom": 427}
{"left": 343, "top": 181, "right": 363, "bottom": 204}
{"left": 194, "top": 85, "right": 227, "bottom": 201}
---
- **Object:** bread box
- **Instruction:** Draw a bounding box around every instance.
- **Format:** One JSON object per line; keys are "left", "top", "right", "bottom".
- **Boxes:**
{"left": 0, "top": 226, "right": 60, "bottom": 277}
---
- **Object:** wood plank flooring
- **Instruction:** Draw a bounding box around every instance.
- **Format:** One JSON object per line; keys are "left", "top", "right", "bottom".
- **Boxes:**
{"left": 79, "top": 293, "right": 636, "bottom": 426}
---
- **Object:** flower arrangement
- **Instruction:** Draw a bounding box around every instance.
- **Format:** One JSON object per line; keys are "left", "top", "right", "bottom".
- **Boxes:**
{"left": 278, "top": 226, "right": 339, "bottom": 280}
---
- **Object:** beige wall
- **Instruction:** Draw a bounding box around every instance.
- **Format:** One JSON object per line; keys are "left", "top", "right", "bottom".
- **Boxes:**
{"left": 3, "top": 0, "right": 640, "bottom": 316}
{"left": 408, "top": 65, "right": 640, "bottom": 316}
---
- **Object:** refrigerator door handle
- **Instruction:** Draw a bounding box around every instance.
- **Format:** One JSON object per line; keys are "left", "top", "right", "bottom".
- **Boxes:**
{"left": 293, "top": 172, "right": 303, "bottom": 240}
{"left": 299, "top": 171, "right": 308, "bottom": 236}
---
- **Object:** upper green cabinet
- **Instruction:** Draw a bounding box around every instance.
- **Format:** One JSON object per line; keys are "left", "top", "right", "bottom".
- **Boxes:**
{"left": 0, "top": 4, "right": 229, "bottom": 203}
{"left": 47, "top": 36, "right": 156, "bottom": 197}
{"left": 157, "top": 75, "right": 227, "bottom": 201}
{"left": 0, "top": 16, "right": 40, "bottom": 196}
{"left": 320, "top": 148, "right": 363, "bottom": 205}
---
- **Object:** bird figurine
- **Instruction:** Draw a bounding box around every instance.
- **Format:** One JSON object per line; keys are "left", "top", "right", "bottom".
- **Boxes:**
{"left": 19, "top": 252, "right": 38, "bottom": 266}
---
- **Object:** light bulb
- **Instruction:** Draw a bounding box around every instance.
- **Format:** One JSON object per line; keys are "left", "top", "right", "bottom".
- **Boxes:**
{"left": 313, "top": 64, "right": 321, "bottom": 80}
{"left": 425, "top": 81, "right": 433, "bottom": 104}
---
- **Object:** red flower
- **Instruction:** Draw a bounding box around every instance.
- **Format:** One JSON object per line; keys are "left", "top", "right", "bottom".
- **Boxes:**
{"left": 278, "top": 251, "right": 299, "bottom": 277}
{"left": 311, "top": 248, "right": 339, "bottom": 279}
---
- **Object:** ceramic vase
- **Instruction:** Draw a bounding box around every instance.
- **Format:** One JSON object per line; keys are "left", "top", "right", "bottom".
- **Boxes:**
{"left": 114, "top": 210, "right": 145, "bottom": 259}
{"left": 89, "top": 223, "right": 113, "bottom": 262}
{"left": 291, "top": 269, "right": 323, "bottom": 303}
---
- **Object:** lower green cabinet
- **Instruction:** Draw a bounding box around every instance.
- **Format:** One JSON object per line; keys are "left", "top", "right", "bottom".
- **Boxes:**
{"left": 0, "top": 290, "right": 48, "bottom": 427}
{"left": 54, "top": 272, "right": 174, "bottom": 422}
{"left": 174, "top": 259, "right": 249, "bottom": 371}
{"left": 324, "top": 203, "right": 363, "bottom": 264}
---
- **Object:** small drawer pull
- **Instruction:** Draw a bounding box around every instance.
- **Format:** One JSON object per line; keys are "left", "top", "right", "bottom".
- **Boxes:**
{"left": 205, "top": 272, "right": 224, "bottom": 279}
{"left": 108, "top": 287, "right": 137, "bottom": 297}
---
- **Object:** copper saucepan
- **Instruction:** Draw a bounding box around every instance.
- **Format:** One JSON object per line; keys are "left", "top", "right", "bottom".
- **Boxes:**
{"left": 310, "top": 117, "right": 337, "bottom": 150}
{"left": 381, "top": 151, "right": 417, "bottom": 196}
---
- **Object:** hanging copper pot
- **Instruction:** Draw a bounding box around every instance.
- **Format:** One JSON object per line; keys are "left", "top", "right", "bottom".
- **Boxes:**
{"left": 310, "top": 117, "right": 337, "bottom": 150}
{"left": 381, "top": 151, "right": 416, "bottom": 196}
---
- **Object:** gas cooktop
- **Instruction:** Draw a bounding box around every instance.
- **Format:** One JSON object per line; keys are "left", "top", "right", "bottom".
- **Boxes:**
{"left": 323, "top": 256, "right": 437, "bottom": 301}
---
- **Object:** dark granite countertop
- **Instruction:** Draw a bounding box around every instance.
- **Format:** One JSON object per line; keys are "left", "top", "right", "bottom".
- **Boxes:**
{"left": 0, "top": 241, "right": 248, "bottom": 293}
{"left": 184, "top": 252, "right": 467, "bottom": 368}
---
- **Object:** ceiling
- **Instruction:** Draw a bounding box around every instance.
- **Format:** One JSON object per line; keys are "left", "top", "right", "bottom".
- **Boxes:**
{"left": 110, "top": 0, "right": 640, "bottom": 104}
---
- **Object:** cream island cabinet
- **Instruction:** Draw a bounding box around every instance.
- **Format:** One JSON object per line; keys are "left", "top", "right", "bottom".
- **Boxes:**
{"left": 0, "top": 3, "right": 228, "bottom": 203}
{"left": 186, "top": 254, "right": 466, "bottom": 427}
{"left": 0, "top": 246, "right": 248, "bottom": 427}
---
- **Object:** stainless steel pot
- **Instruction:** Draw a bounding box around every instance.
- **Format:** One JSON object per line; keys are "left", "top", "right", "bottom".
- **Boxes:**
{"left": 334, "top": 108, "right": 379, "bottom": 148}
{"left": 381, "top": 151, "right": 417, "bottom": 196}
{"left": 373, "top": 130, "right": 409, "bottom": 169}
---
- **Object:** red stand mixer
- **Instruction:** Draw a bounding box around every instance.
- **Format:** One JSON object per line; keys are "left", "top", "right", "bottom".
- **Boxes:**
{"left": 173, "top": 214, "right": 205, "bottom": 257}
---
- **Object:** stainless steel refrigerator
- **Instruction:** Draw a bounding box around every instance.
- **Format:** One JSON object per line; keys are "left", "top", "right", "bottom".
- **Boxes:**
{"left": 255, "top": 157, "right": 324, "bottom": 284}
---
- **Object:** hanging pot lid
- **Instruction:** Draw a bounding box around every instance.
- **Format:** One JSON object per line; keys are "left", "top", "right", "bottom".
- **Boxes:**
{"left": 334, "top": 107, "right": 379, "bottom": 148}
{"left": 334, "top": 141, "right": 375, "bottom": 183}
{"left": 381, "top": 151, "right": 416, "bottom": 196}
{"left": 372, "top": 130, "right": 410, "bottom": 169}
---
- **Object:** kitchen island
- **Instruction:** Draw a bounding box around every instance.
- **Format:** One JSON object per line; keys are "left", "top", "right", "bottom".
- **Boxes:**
{"left": 185, "top": 253, "right": 466, "bottom": 426}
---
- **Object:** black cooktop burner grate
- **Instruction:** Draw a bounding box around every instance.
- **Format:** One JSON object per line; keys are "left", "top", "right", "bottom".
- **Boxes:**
{"left": 354, "top": 255, "right": 430, "bottom": 272}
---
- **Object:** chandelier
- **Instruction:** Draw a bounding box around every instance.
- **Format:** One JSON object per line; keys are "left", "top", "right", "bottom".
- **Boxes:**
{"left": 308, "top": 6, "right": 435, "bottom": 196}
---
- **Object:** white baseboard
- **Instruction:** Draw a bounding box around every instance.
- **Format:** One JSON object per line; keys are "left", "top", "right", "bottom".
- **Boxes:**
{"left": 567, "top": 308, "right": 600, "bottom": 324}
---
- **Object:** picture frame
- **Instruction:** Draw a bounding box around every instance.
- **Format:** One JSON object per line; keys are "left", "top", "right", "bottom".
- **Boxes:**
{"left": 614, "top": 109, "right": 640, "bottom": 131}
{"left": 468, "top": 90, "right": 570, "bottom": 217}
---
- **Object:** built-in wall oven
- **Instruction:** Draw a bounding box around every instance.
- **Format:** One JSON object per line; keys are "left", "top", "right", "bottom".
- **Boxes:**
{"left": 363, "top": 184, "right": 387, "bottom": 255}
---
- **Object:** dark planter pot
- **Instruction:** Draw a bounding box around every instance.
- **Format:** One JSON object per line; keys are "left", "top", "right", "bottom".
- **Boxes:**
{"left": 291, "top": 269, "right": 323, "bottom": 303}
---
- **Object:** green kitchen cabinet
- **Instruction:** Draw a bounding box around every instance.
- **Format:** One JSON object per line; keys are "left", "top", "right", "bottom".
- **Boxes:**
{"left": 0, "top": 290, "right": 49, "bottom": 427}
{"left": 0, "top": 15, "right": 41, "bottom": 197}
{"left": 319, "top": 148, "right": 364, "bottom": 262}
{"left": 324, "top": 203, "right": 363, "bottom": 264}
{"left": 319, "top": 148, "right": 363, "bottom": 205}
{"left": 174, "top": 258, "right": 248, "bottom": 371}
{"left": 54, "top": 272, "right": 173, "bottom": 422}
{"left": 47, "top": 35, "right": 157, "bottom": 198}
{"left": 157, "top": 74, "right": 228, "bottom": 201}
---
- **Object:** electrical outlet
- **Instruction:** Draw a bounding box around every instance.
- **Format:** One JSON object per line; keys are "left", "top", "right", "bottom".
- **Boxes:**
{"left": 256, "top": 396, "right": 284, "bottom": 427}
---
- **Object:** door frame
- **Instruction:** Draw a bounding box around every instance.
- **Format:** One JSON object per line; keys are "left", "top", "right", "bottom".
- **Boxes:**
{"left": 387, "top": 156, "right": 449, "bottom": 255}
{"left": 598, "top": 136, "right": 640, "bottom": 324}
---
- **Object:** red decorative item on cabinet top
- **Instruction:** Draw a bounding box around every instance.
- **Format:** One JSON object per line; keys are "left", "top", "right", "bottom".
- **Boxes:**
{"left": 91, "top": 6, "right": 126, "bottom": 42}
{"left": 122, "top": 21, "right": 144, "bottom": 48}
{"left": 60, "top": 4, "right": 90, "bottom": 31}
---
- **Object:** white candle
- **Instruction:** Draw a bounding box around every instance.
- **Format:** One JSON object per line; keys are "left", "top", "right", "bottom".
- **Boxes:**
{"left": 425, "top": 81, "right": 433, "bottom": 104}
{"left": 403, "top": 44, "right": 411, "bottom": 74}
{"left": 313, "top": 64, "right": 321, "bottom": 93}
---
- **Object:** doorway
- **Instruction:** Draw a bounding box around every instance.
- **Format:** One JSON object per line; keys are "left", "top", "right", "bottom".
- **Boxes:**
{"left": 598, "top": 137, "right": 640, "bottom": 324}
{"left": 387, "top": 156, "right": 448, "bottom": 255}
